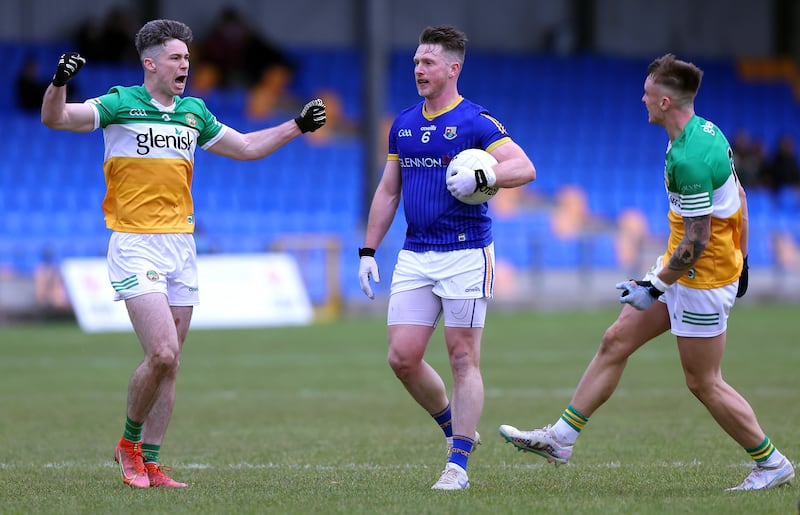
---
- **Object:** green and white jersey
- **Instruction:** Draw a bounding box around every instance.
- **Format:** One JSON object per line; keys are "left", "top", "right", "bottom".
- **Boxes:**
{"left": 663, "top": 114, "right": 744, "bottom": 289}
{"left": 86, "top": 85, "right": 227, "bottom": 233}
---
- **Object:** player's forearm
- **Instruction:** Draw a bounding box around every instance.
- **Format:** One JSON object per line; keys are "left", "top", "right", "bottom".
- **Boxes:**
{"left": 663, "top": 216, "right": 710, "bottom": 284}
{"left": 493, "top": 156, "right": 536, "bottom": 188}
{"left": 41, "top": 83, "right": 68, "bottom": 129}
{"left": 738, "top": 185, "right": 749, "bottom": 256}
{"left": 240, "top": 120, "right": 302, "bottom": 160}
{"left": 663, "top": 241, "right": 706, "bottom": 284}
{"left": 41, "top": 85, "right": 95, "bottom": 132}
{"left": 363, "top": 191, "right": 399, "bottom": 250}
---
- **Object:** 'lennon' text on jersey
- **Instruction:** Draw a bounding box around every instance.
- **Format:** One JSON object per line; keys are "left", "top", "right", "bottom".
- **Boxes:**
{"left": 398, "top": 156, "right": 447, "bottom": 169}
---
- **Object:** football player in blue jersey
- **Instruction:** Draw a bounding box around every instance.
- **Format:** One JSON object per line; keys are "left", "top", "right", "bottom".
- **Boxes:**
{"left": 358, "top": 25, "right": 536, "bottom": 490}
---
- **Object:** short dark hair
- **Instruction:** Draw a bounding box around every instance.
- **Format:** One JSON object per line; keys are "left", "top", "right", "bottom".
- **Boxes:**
{"left": 134, "top": 19, "right": 193, "bottom": 58}
{"left": 419, "top": 25, "right": 467, "bottom": 64}
{"left": 646, "top": 53, "right": 703, "bottom": 105}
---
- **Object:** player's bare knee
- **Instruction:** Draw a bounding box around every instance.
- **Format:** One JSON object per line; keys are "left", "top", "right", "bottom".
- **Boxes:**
{"left": 146, "top": 347, "right": 180, "bottom": 374}
{"left": 448, "top": 348, "right": 477, "bottom": 376}
{"left": 597, "top": 324, "right": 632, "bottom": 361}
{"left": 387, "top": 349, "right": 420, "bottom": 379}
{"left": 684, "top": 374, "right": 715, "bottom": 400}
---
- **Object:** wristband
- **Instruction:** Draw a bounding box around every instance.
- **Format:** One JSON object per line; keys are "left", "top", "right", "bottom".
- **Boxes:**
{"left": 650, "top": 276, "right": 670, "bottom": 293}
{"left": 358, "top": 247, "right": 376, "bottom": 258}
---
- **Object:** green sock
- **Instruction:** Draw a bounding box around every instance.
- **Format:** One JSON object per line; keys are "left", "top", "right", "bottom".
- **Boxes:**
{"left": 745, "top": 436, "right": 774, "bottom": 463}
{"left": 123, "top": 417, "right": 143, "bottom": 442}
{"left": 142, "top": 443, "right": 161, "bottom": 464}
{"left": 552, "top": 405, "right": 590, "bottom": 444}
{"left": 561, "top": 404, "right": 589, "bottom": 432}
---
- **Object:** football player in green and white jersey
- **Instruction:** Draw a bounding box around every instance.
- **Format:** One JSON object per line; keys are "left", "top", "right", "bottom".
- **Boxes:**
{"left": 499, "top": 54, "right": 793, "bottom": 492}
{"left": 42, "top": 19, "right": 326, "bottom": 489}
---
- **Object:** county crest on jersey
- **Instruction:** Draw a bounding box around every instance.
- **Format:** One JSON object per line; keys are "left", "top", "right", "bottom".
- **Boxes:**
{"left": 387, "top": 96, "right": 512, "bottom": 252}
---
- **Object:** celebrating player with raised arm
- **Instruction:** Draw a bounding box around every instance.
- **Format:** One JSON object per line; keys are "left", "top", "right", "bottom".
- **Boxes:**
{"left": 42, "top": 19, "right": 325, "bottom": 489}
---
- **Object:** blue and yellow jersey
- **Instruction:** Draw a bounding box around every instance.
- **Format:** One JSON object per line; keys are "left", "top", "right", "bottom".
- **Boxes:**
{"left": 663, "top": 114, "right": 743, "bottom": 289}
{"left": 388, "top": 96, "right": 511, "bottom": 252}
{"left": 87, "top": 85, "right": 226, "bottom": 233}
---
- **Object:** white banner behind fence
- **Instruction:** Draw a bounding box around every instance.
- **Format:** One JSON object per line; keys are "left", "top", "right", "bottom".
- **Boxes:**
{"left": 61, "top": 253, "right": 313, "bottom": 332}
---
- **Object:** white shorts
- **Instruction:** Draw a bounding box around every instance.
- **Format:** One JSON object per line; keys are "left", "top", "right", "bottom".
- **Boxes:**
{"left": 387, "top": 245, "right": 494, "bottom": 328}
{"left": 389, "top": 244, "right": 495, "bottom": 299}
{"left": 387, "top": 286, "right": 488, "bottom": 328}
{"left": 643, "top": 256, "right": 736, "bottom": 337}
{"left": 107, "top": 232, "right": 199, "bottom": 306}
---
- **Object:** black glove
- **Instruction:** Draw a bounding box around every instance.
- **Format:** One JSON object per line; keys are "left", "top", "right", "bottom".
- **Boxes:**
{"left": 294, "top": 98, "right": 326, "bottom": 133}
{"left": 52, "top": 52, "right": 86, "bottom": 87}
{"left": 474, "top": 169, "right": 489, "bottom": 191}
{"left": 736, "top": 255, "right": 749, "bottom": 298}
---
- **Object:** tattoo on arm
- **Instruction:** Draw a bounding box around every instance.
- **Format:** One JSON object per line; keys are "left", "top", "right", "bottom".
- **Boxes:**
{"left": 668, "top": 215, "right": 710, "bottom": 273}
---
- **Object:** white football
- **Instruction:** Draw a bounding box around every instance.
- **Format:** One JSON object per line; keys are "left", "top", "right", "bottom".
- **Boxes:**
{"left": 446, "top": 148, "right": 499, "bottom": 205}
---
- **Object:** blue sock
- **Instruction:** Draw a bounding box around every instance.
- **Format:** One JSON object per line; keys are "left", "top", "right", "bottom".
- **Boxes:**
{"left": 448, "top": 435, "right": 474, "bottom": 470}
{"left": 432, "top": 404, "right": 453, "bottom": 438}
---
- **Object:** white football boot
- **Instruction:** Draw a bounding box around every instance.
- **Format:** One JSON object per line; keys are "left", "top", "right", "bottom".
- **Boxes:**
{"left": 498, "top": 424, "right": 573, "bottom": 465}
{"left": 431, "top": 462, "right": 469, "bottom": 490}
{"left": 726, "top": 456, "right": 794, "bottom": 491}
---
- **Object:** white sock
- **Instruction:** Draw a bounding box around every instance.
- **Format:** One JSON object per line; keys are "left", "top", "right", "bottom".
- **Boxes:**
{"left": 763, "top": 450, "right": 786, "bottom": 468}
{"left": 551, "top": 418, "right": 580, "bottom": 445}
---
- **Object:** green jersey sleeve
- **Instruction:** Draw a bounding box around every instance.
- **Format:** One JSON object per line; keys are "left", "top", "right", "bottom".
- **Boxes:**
{"left": 672, "top": 158, "right": 714, "bottom": 216}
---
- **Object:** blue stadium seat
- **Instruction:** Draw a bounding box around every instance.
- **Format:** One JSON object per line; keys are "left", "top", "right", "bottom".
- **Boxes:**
{"left": 3, "top": 45, "right": 799, "bottom": 280}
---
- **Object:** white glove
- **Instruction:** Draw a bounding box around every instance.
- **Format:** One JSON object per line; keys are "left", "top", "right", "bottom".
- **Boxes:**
{"left": 359, "top": 256, "right": 380, "bottom": 299}
{"left": 615, "top": 280, "right": 663, "bottom": 311}
{"left": 446, "top": 165, "right": 496, "bottom": 200}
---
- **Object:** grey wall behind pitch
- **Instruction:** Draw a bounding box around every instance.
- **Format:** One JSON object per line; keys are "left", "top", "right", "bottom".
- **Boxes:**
{"left": 0, "top": 0, "right": 777, "bottom": 58}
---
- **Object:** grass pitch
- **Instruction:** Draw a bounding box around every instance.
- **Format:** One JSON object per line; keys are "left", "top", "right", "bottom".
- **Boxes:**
{"left": 0, "top": 305, "right": 797, "bottom": 514}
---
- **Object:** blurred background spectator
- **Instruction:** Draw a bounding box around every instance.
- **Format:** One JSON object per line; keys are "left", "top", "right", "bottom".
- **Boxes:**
{"left": 15, "top": 55, "right": 49, "bottom": 111}
{"left": 73, "top": 7, "right": 140, "bottom": 63}
{"left": 760, "top": 132, "right": 800, "bottom": 194}
{"left": 614, "top": 208, "right": 654, "bottom": 278}
{"left": 33, "top": 248, "right": 72, "bottom": 319}
{"left": 194, "top": 6, "right": 296, "bottom": 118}
{"left": 731, "top": 128, "right": 767, "bottom": 189}
{"left": 2, "top": 0, "right": 800, "bottom": 320}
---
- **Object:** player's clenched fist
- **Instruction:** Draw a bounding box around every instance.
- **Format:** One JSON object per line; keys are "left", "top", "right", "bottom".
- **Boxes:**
{"left": 52, "top": 53, "right": 86, "bottom": 87}
{"left": 295, "top": 98, "right": 327, "bottom": 133}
